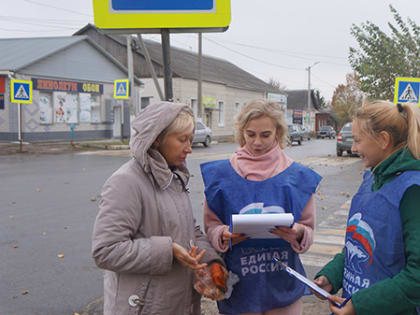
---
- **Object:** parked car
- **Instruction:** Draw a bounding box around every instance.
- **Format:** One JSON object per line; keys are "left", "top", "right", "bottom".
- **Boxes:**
{"left": 193, "top": 120, "right": 212, "bottom": 147}
{"left": 288, "top": 124, "right": 303, "bottom": 145}
{"left": 336, "top": 122, "right": 354, "bottom": 156}
{"left": 317, "top": 125, "right": 336, "bottom": 139}
{"left": 298, "top": 125, "right": 311, "bottom": 141}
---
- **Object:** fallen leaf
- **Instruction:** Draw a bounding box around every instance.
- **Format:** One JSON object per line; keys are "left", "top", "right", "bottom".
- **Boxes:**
{"left": 320, "top": 197, "right": 324, "bottom": 201}
{"left": 90, "top": 196, "right": 97, "bottom": 202}
{"left": 74, "top": 313, "right": 80, "bottom": 315}
{"left": 12, "top": 245, "right": 18, "bottom": 249}
{"left": 10, "top": 201, "right": 16, "bottom": 205}
{"left": 346, "top": 193, "right": 351, "bottom": 198}
{"left": 322, "top": 206, "right": 328, "bottom": 210}
{"left": 57, "top": 254, "right": 64, "bottom": 259}
{"left": 36, "top": 188, "right": 41, "bottom": 192}
{"left": 328, "top": 216, "right": 334, "bottom": 220}
{"left": 21, "top": 290, "right": 29, "bottom": 295}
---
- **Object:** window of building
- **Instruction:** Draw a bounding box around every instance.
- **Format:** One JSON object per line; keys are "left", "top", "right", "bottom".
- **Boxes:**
{"left": 39, "top": 92, "right": 53, "bottom": 124}
{"left": 218, "top": 101, "right": 225, "bottom": 127}
{"left": 141, "top": 97, "right": 151, "bottom": 109}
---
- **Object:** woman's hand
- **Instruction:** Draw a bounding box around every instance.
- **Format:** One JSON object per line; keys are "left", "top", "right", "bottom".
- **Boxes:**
{"left": 328, "top": 295, "right": 356, "bottom": 315}
{"left": 312, "top": 276, "right": 333, "bottom": 299}
{"left": 172, "top": 243, "right": 207, "bottom": 270}
{"left": 222, "top": 225, "right": 247, "bottom": 246}
{"left": 270, "top": 223, "right": 304, "bottom": 244}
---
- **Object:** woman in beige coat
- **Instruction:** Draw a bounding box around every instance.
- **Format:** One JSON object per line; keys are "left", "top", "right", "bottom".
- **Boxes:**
{"left": 92, "top": 102, "right": 225, "bottom": 315}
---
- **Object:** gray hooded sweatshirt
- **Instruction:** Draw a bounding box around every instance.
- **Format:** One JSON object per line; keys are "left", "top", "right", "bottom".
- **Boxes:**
{"left": 92, "top": 102, "right": 223, "bottom": 315}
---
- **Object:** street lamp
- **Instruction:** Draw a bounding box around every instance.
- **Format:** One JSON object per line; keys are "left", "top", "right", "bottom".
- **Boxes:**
{"left": 306, "top": 61, "right": 319, "bottom": 130}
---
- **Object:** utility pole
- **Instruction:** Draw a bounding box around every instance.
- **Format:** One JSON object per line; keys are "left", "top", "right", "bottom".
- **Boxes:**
{"left": 306, "top": 61, "right": 319, "bottom": 130}
{"left": 126, "top": 35, "right": 136, "bottom": 115}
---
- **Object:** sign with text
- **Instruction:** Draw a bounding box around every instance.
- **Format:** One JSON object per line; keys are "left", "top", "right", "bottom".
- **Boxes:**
{"left": 11, "top": 80, "right": 32, "bottom": 104}
{"left": 92, "top": 0, "right": 231, "bottom": 32}
{"left": 0, "top": 76, "right": 4, "bottom": 109}
{"left": 32, "top": 78, "right": 103, "bottom": 94}
{"left": 394, "top": 77, "right": 420, "bottom": 106}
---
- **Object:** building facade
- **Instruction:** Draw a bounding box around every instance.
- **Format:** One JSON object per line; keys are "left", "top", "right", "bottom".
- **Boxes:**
{"left": 0, "top": 36, "right": 138, "bottom": 142}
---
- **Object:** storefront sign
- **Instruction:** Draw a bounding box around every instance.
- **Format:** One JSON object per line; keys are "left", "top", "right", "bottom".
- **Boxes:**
{"left": 202, "top": 95, "right": 216, "bottom": 108}
{"left": 292, "top": 110, "right": 303, "bottom": 124}
{"left": 32, "top": 78, "right": 103, "bottom": 94}
{"left": 0, "top": 76, "right": 4, "bottom": 109}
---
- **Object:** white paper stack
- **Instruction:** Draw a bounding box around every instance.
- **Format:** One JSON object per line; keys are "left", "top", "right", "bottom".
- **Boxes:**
{"left": 231, "top": 213, "right": 294, "bottom": 239}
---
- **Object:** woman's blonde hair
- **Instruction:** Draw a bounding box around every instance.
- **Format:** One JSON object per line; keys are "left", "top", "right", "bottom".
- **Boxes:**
{"left": 354, "top": 100, "right": 420, "bottom": 159}
{"left": 235, "top": 99, "right": 288, "bottom": 149}
{"left": 158, "top": 106, "right": 195, "bottom": 144}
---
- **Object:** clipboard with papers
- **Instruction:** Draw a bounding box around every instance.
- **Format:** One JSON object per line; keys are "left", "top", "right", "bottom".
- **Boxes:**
{"left": 272, "top": 257, "right": 340, "bottom": 307}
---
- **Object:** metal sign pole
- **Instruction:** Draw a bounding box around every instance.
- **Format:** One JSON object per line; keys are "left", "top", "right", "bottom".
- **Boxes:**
{"left": 18, "top": 102, "right": 22, "bottom": 153}
{"left": 161, "top": 29, "right": 173, "bottom": 102}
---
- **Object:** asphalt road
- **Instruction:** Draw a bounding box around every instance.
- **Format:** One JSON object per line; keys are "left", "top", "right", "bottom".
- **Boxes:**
{"left": 0, "top": 139, "right": 364, "bottom": 315}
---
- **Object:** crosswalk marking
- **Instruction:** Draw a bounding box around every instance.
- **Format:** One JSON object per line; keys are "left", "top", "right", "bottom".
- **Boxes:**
{"left": 301, "top": 204, "right": 350, "bottom": 268}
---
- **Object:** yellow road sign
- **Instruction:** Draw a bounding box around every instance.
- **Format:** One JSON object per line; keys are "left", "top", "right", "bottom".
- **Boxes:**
{"left": 92, "top": 0, "right": 231, "bottom": 33}
{"left": 11, "top": 79, "right": 32, "bottom": 104}
{"left": 114, "top": 79, "right": 130, "bottom": 99}
{"left": 394, "top": 77, "right": 420, "bottom": 106}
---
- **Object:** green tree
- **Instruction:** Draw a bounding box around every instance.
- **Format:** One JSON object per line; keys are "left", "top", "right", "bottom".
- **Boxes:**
{"left": 349, "top": 5, "right": 420, "bottom": 100}
{"left": 267, "top": 78, "right": 287, "bottom": 91}
{"left": 314, "top": 89, "right": 327, "bottom": 110}
{"left": 331, "top": 72, "right": 365, "bottom": 128}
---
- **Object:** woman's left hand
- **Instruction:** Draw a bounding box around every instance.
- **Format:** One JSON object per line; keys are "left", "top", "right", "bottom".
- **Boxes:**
{"left": 270, "top": 223, "right": 304, "bottom": 244}
{"left": 172, "top": 243, "right": 207, "bottom": 270}
{"left": 328, "top": 295, "right": 356, "bottom": 315}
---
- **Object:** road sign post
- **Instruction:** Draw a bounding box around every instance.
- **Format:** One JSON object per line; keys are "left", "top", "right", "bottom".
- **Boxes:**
{"left": 394, "top": 77, "right": 420, "bottom": 106}
{"left": 10, "top": 80, "right": 32, "bottom": 152}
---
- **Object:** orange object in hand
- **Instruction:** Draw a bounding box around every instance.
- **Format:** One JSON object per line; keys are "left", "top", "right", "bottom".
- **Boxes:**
{"left": 210, "top": 263, "right": 227, "bottom": 293}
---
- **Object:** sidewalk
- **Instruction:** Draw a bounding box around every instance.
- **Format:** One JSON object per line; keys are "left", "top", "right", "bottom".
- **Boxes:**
{"left": 0, "top": 140, "right": 127, "bottom": 156}
{"left": 80, "top": 295, "right": 331, "bottom": 315}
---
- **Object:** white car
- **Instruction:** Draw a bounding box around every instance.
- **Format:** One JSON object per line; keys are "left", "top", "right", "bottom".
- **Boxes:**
{"left": 193, "top": 121, "right": 212, "bottom": 147}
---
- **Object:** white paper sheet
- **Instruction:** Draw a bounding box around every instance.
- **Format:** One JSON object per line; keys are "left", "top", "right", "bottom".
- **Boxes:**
{"left": 231, "top": 213, "right": 294, "bottom": 239}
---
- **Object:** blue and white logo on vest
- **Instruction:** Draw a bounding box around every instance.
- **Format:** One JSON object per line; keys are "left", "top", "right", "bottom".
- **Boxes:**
{"left": 239, "top": 202, "right": 286, "bottom": 215}
{"left": 394, "top": 77, "right": 420, "bottom": 106}
{"left": 345, "top": 213, "right": 376, "bottom": 273}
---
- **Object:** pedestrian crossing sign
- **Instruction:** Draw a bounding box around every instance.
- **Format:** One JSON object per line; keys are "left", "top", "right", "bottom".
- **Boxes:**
{"left": 394, "top": 77, "right": 420, "bottom": 106}
{"left": 114, "top": 79, "right": 129, "bottom": 99}
{"left": 11, "top": 79, "right": 32, "bottom": 104}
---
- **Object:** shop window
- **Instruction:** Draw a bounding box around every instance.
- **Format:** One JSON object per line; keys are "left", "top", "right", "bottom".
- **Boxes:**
{"left": 141, "top": 97, "right": 151, "bottom": 109}
{"left": 218, "top": 101, "right": 225, "bottom": 127}
{"left": 39, "top": 93, "right": 53, "bottom": 124}
{"left": 53, "top": 92, "right": 78, "bottom": 123}
{"left": 80, "top": 93, "right": 100, "bottom": 123}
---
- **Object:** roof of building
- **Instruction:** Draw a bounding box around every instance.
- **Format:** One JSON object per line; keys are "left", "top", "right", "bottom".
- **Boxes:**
{"left": 0, "top": 35, "right": 138, "bottom": 82}
{"left": 285, "top": 89, "right": 320, "bottom": 111}
{"left": 74, "top": 24, "right": 281, "bottom": 94}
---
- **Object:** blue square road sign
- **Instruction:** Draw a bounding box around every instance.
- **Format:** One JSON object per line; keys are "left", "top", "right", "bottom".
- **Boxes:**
{"left": 394, "top": 77, "right": 420, "bottom": 106}
{"left": 111, "top": 0, "right": 214, "bottom": 11}
{"left": 11, "top": 80, "right": 32, "bottom": 104}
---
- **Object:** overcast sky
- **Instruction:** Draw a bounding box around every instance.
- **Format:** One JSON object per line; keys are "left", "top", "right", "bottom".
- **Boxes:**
{"left": 1, "top": 0, "right": 420, "bottom": 101}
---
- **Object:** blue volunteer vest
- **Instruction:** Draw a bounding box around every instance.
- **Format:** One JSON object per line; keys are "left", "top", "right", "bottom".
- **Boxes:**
{"left": 201, "top": 159, "right": 322, "bottom": 314}
{"left": 343, "top": 170, "right": 420, "bottom": 315}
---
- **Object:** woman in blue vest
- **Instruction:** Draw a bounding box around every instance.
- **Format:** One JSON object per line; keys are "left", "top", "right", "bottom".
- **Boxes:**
{"left": 314, "top": 101, "right": 420, "bottom": 315}
{"left": 201, "top": 99, "right": 322, "bottom": 315}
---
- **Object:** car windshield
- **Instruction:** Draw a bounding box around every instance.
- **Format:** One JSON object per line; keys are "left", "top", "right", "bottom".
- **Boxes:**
{"left": 320, "top": 126, "right": 331, "bottom": 131}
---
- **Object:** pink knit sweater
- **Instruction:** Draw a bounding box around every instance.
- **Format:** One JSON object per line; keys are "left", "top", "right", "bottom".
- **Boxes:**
{"left": 203, "top": 143, "right": 316, "bottom": 254}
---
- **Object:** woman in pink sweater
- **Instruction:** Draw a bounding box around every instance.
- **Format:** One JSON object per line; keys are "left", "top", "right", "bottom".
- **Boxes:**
{"left": 200, "top": 99, "right": 321, "bottom": 315}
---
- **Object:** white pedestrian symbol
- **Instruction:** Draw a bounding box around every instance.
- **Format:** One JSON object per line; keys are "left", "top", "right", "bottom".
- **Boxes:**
{"left": 400, "top": 84, "right": 418, "bottom": 102}
{"left": 15, "top": 84, "right": 29, "bottom": 99}
{"left": 117, "top": 83, "right": 127, "bottom": 96}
